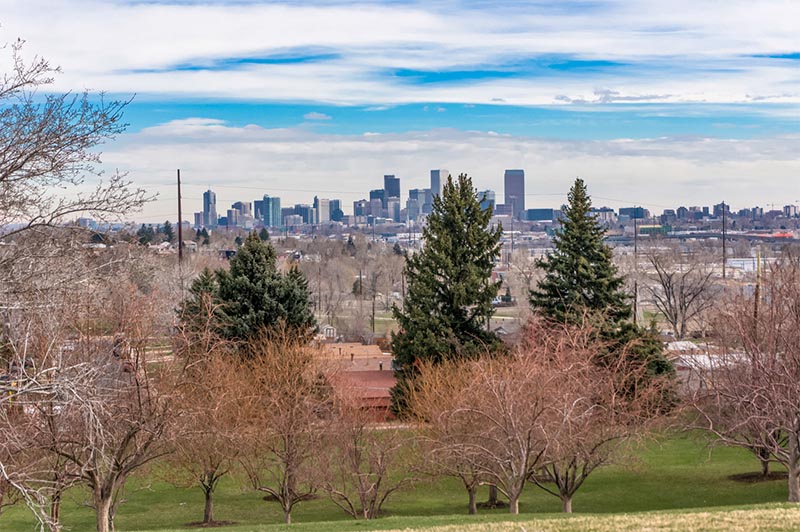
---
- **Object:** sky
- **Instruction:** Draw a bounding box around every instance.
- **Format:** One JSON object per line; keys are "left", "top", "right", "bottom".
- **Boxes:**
{"left": 1, "top": 0, "right": 799, "bottom": 221}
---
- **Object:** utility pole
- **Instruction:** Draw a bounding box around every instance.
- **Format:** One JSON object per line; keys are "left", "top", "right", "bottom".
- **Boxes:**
{"left": 722, "top": 201, "right": 727, "bottom": 280}
{"left": 633, "top": 208, "right": 638, "bottom": 326}
{"left": 177, "top": 169, "right": 183, "bottom": 263}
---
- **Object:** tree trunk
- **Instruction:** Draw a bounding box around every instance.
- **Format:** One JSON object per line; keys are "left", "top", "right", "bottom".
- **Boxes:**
{"left": 284, "top": 508, "right": 292, "bottom": 524}
{"left": 761, "top": 457, "right": 770, "bottom": 478}
{"left": 487, "top": 484, "right": 498, "bottom": 507}
{"left": 561, "top": 495, "right": 573, "bottom": 513}
{"left": 508, "top": 494, "right": 519, "bottom": 514}
{"left": 203, "top": 488, "right": 214, "bottom": 524}
{"left": 789, "top": 432, "right": 800, "bottom": 502}
{"left": 758, "top": 447, "right": 771, "bottom": 477}
{"left": 95, "top": 497, "right": 112, "bottom": 532}
{"left": 467, "top": 486, "right": 477, "bottom": 515}
{"left": 50, "top": 492, "right": 62, "bottom": 530}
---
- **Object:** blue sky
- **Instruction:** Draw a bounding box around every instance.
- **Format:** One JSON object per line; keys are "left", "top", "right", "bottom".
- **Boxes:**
{"left": 1, "top": 0, "right": 798, "bottom": 220}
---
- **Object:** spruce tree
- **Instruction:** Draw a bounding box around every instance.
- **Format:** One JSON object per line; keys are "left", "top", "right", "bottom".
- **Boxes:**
{"left": 180, "top": 232, "right": 315, "bottom": 345}
{"left": 530, "top": 178, "right": 630, "bottom": 323}
{"left": 530, "top": 178, "right": 671, "bottom": 376}
{"left": 391, "top": 173, "right": 502, "bottom": 413}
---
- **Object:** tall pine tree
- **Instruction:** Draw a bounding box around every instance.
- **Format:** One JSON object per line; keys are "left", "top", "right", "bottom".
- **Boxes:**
{"left": 530, "top": 178, "right": 630, "bottom": 323}
{"left": 391, "top": 173, "right": 502, "bottom": 413}
{"left": 531, "top": 178, "right": 671, "bottom": 376}
{"left": 179, "top": 232, "right": 316, "bottom": 346}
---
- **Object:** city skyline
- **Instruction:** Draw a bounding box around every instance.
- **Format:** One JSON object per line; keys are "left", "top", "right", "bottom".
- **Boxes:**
{"left": 1, "top": 0, "right": 797, "bottom": 221}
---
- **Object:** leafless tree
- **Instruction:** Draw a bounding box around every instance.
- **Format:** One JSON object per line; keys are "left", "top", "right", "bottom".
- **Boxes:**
{"left": 692, "top": 253, "right": 800, "bottom": 501}
{"left": 0, "top": 39, "right": 150, "bottom": 242}
{"left": 168, "top": 304, "right": 241, "bottom": 525}
{"left": 522, "top": 319, "right": 667, "bottom": 512}
{"left": 647, "top": 250, "right": 719, "bottom": 339}
{"left": 319, "top": 382, "right": 414, "bottom": 519}
{"left": 410, "top": 354, "right": 552, "bottom": 514}
{"left": 406, "top": 359, "right": 488, "bottom": 514}
{"left": 238, "top": 333, "right": 330, "bottom": 524}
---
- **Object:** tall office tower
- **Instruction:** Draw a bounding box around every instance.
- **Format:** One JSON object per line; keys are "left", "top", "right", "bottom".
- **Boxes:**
{"left": 353, "top": 199, "right": 369, "bottom": 217}
{"left": 383, "top": 175, "right": 400, "bottom": 207}
{"left": 420, "top": 188, "right": 434, "bottom": 214}
{"left": 281, "top": 207, "right": 295, "bottom": 223}
{"left": 478, "top": 190, "right": 496, "bottom": 211}
{"left": 253, "top": 199, "right": 264, "bottom": 221}
{"left": 263, "top": 195, "right": 282, "bottom": 227}
{"left": 619, "top": 207, "right": 649, "bottom": 219}
{"left": 329, "top": 199, "right": 343, "bottom": 221}
{"left": 369, "top": 198, "right": 383, "bottom": 217}
{"left": 294, "top": 204, "right": 316, "bottom": 225}
{"left": 430, "top": 169, "right": 449, "bottom": 197}
{"left": 369, "top": 188, "right": 385, "bottom": 208}
{"left": 193, "top": 212, "right": 204, "bottom": 228}
{"left": 386, "top": 197, "right": 401, "bottom": 222}
{"left": 226, "top": 209, "right": 238, "bottom": 227}
{"left": 314, "top": 196, "right": 331, "bottom": 223}
{"left": 231, "top": 201, "right": 251, "bottom": 217}
{"left": 504, "top": 169, "right": 525, "bottom": 219}
{"left": 203, "top": 189, "right": 217, "bottom": 227}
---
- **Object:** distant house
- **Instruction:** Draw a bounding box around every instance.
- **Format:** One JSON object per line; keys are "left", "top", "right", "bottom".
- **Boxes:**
{"left": 331, "top": 371, "right": 397, "bottom": 421}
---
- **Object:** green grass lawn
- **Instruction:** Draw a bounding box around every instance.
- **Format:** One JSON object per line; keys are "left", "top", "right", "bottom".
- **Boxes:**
{"left": 0, "top": 433, "right": 791, "bottom": 531}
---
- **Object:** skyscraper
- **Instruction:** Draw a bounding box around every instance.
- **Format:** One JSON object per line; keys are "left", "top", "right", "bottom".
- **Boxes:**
{"left": 314, "top": 196, "right": 331, "bottom": 223}
{"left": 263, "top": 195, "right": 281, "bottom": 227}
{"left": 430, "top": 169, "right": 449, "bottom": 197}
{"left": 383, "top": 175, "right": 400, "bottom": 207}
{"left": 504, "top": 169, "right": 525, "bottom": 219}
{"left": 203, "top": 189, "right": 217, "bottom": 227}
{"left": 478, "top": 190, "right": 496, "bottom": 212}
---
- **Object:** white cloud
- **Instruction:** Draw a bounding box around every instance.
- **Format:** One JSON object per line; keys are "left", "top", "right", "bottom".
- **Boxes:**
{"left": 303, "top": 111, "right": 332, "bottom": 120}
{"left": 101, "top": 119, "right": 800, "bottom": 221}
{"left": 0, "top": 0, "right": 798, "bottom": 105}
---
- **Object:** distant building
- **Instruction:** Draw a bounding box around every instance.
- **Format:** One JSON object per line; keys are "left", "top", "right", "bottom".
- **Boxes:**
{"left": 353, "top": 199, "right": 369, "bottom": 217}
{"left": 369, "top": 188, "right": 385, "bottom": 209}
{"left": 253, "top": 199, "right": 264, "bottom": 221}
{"left": 526, "top": 208, "right": 554, "bottom": 222}
{"left": 203, "top": 189, "right": 217, "bottom": 227}
{"left": 430, "top": 169, "right": 449, "bottom": 198}
{"left": 713, "top": 202, "right": 731, "bottom": 217}
{"left": 386, "top": 197, "right": 401, "bottom": 222}
{"left": 294, "top": 204, "right": 316, "bottom": 225}
{"left": 314, "top": 196, "right": 331, "bottom": 223}
{"left": 263, "top": 195, "right": 281, "bottom": 227}
{"left": 383, "top": 175, "right": 400, "bottom": 206}
{"left": 619, "top": 206, "right": 649, "bottom": 219}
{"left": 478, "top": 190, "right": 496, "bottom": 212}
{"left": 784, "top": 205, "right": 798, "bottom": 218}
{"left": 504, "top": 169, "right": 525, "bottom": 219}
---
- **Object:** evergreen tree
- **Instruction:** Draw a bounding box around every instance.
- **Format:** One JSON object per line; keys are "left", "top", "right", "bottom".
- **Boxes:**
{"left": 391, "top": 173, "right": 502, "bottom": 413}
{"left": 258, "top": 227, "right": 270, "bottom": 241}
{"left": 530, "top": 178, "right": 671, "bottom": 376}
{"left": 213, "top": 232, "right": 315, "bottom": 343}
{"left": 178, "top": 267, "right": 219, "bottom": 331}
{"left": 162, "top": 220, "right": 175, "bottom": 243}
{"left": 200, "top": 228, "right": 210, "bottom": 246}
{"left": 137, "top": 224, "right": 155, "bottom": 245}
{"left": 530, "top": 178, "right": 630, "bottom": 323}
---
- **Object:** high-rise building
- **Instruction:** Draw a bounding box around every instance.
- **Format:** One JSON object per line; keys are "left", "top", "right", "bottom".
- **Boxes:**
{"left": 329, "top": 199, "right": 343, "bottom": 221}
{"left": 294, "top": 204, "right": 316, "bottom": 225}
{"left": 203, "top": 189, "right": 217, "bottom": 227}
{"left": 386, "top": 197, "right": 401, "bottom": 222}
{"left": 369, "top": 189, "right": 385, "bottom": 208}
{"left": 478, "top": 190, "right": 495, "bottom": 212}
{"left": 314, "top": 196, "right": 331, "bottom": 223}
{"left": 353, "top": 199, "right": 369, "bottom": 217}
{"left": 619, "top": 207, "right": 649, "bottom": 219}
{"left": 263, "top": 195, "right": 281, "bottom": 227}
{"left": 253, "top": 199, "right": 264, "bottom": 221}
{"left": 503, "top": 169, "right": 525, "bottom": 219}
{"left": 383, "top": 175, "right": 400, "bottom": 207}
{"left": 430, "top": 169, "right": 449, "bottom": 197}
{"left": 193, "top": 212, "right": 204, "bottom": 228}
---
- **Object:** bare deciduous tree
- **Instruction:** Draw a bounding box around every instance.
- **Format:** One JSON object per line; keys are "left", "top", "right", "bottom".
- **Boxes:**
{"left": 320, "top": 382, "right": 414, "bottom": 519}
{"left": 693, "top": 253, "right": 800, "bottom": 501}
{"left": 238, "top": 334, "right": 330, "bottom": 524}
{"left": 522, "top": 319, "right": 666, "bottom": 512}
{"left": 647, "top": 250, "right": 718, "bottom": 339}
{"left": 410, "top": 354, "right": 551, "bottom": 514}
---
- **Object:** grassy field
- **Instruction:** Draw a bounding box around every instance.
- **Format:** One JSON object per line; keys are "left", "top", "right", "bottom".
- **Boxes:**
{"left": 0, "top": 433, "right": 792, "bottom": 531}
